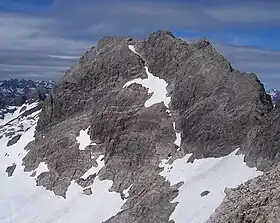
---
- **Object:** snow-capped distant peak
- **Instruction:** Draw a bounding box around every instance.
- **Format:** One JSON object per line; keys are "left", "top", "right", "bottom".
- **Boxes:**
{"left": 267, "top": 88, "right": 280, "bottom": 105}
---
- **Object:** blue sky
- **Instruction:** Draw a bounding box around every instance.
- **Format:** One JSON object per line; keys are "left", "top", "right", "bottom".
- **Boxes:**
{"left": 0, "top": 0, "right": 280, "bottom": 89}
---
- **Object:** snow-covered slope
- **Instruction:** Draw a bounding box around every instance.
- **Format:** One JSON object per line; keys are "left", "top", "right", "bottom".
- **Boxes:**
{"left": 0, "top": 105, "right": 126, "bottom": 223}
{"left": 159, "top": 150, "right": 262, "bottom": 223}
{"left": 0, "top": 104, "right": 261, "bottom": 223}
{"left": 0, "top": 102, "right": 39, "bottom": 126}
{"left": 0, "top": 96, "right": 262, "bottom": 223}
{"left": 0, "top": 79, "right": 54, "bottom": 122}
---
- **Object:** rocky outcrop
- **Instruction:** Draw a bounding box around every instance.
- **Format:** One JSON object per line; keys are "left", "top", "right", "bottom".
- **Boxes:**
{"left": 207, "top": 104, "right": 280, "bottom": 222}
{"left": 6, "top": 163, "right": 16, "bottom": 177}
{"left": 21, "top": 30, "right": 278, "bottom": 222}
{"left": 207, "top": 164, "right": 280, "bottom": 223}
{"left": 243, "top": 105, "right": 280, "bottom": 171}
{"left": 21, "top": 34, "right": 179, "bottom": 221}
{"left": 7, "top": 134, "right": 21, "bottom": 147}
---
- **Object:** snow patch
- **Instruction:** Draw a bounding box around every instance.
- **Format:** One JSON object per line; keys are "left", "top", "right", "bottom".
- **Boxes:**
{"left": 173, "top": 122, "right": 181, "bottom": 148}
{"left": 124, "top": 66, "right": 170, "bottom": 108}
{"left": 122, "top": 184, "right": 133, "bottom": 199}
{"left": 76, "top": 127, "right": 96, "bottom": 150}
{"left": 159, "top": 157, "right": 172, "bottom": 168}
{"left": 128, "top": 45, "right": 140, "bottom": 56}
{"left": 159, "top": 149, "right": 262, "bottom": 223}
{"left": 0, "top": 102, "right": 39, "bottom": 126}
{"left": 35, "top": 162, "right": 49, "bottom": 177}
{"left": 126, "top": 45, "right": 182, "bottom": 148}
{"left": 63, "top": 177, "right": 125, "bottom": 223}
{"left": 81, "top": 155, "right": 104, "bottom": 179}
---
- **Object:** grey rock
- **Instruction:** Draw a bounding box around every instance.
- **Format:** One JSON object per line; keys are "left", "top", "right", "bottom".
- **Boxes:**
{"left": 19, "top": 105, "right": 27, "bottom": 113}
{"left": 5, "top": 131, "right": 15, "bottom": 138}
{"left": 76, "top": 173, "right": 97, "bottom": 188}
{"left": 207, "top": 164, "right": 280, "bottom": 223}
{"left": 200, "top": 190, "right": 210, "bottom": 197}
{"left": 244, "top": 106, "right": 280, "bottom": 171}
{"left": 83, "top": 187, "right": 92, "bottom": 195}
{"left": 6, "top": 163, "right": 16, "bottom": 177}
{"left": 30, "top": 171, "right": 36, "bottom": 177}
{"left": 7, "top": 134, "right": 21, "bottom": 147}
{"left": 22, "top": 32, "right": 181, "bottom": 222}
{"left": 137, "top": 30, "right": 272, "bottom": 162}
{"left": 19, "top": 30, "right": 279, "bottom": 222}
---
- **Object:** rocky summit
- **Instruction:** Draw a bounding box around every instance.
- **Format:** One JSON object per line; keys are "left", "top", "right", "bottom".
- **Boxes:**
{"left": 1, "top": 30, "right": 280, "bottom": 223}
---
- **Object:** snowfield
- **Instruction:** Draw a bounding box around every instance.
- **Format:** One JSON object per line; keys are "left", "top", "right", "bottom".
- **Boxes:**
{"left": 159, "top": 150, "right": 262, "bottom": 223}
{"left": 76, "top": 127, "right": 97, "bottom": 150}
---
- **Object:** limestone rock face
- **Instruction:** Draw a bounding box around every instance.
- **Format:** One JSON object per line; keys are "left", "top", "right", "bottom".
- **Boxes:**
{"left": 20, "top": 30, "right": 279, "bottom": 222}
{"left": 244, "top": 105, "right": 280, "bottom": 171}
{"left": 137, "top": 30, "right": 272, "bottom": 161}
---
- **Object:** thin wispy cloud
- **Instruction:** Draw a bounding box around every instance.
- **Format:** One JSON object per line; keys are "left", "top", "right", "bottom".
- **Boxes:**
{"left": 0, "top": 0, "right": 279, "bottom": 89}
{"left": 213, "top": 43, "right": 280, "bottom": 89}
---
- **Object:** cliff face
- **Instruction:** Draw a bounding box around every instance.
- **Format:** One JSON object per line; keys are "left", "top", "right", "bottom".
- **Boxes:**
{"left": 12, "top": 30, "right": 280, "bottom": 222}
{"left": 37, "top": 31, "right": 273, "bottom": 164}
{"left": 136, "top": 31, "right": 272, "bottom": 162}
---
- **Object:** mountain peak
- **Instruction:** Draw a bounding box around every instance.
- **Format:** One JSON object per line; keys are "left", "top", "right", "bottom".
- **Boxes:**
{"left": 193, "top": 37, "right": 212, "bottom": 49}
{"left": 149, "top": 30, "right": 176, "bottom": 39}
{"left": 97, "top": 36, "right": 134, "bottom": 48}
{"left": 1, "top": 30, "right": 280, "bottom": 223}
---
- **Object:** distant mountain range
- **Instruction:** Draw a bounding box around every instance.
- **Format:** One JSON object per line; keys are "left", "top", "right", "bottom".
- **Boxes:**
{"left": 267, "top": 89, "right": 280, "bottom": 105}
{"left": 0, "top": 79, "right": 55, "bottom": 120}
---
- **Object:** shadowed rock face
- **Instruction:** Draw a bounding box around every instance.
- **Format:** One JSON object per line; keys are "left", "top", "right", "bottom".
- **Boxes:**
{"left": 244, "top": 106, "right": 280, "bottom": 171}
{"left": 22, "top": 30, "right": 278, "bottom": 222}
